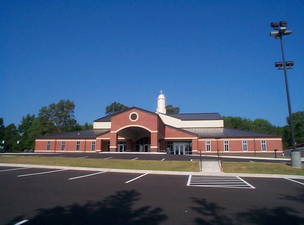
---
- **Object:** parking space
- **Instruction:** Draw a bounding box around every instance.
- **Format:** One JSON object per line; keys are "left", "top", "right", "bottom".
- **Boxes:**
{"left": 284, "top": 178, "right": 304, "bottom": 186}
{"left": 1, "top": 166, "right": 304, "bottom": 225}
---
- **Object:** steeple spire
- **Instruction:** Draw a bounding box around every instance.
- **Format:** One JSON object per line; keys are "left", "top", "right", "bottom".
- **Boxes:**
{"left": 156, "top": 91, "right": 166, "bottom": 114}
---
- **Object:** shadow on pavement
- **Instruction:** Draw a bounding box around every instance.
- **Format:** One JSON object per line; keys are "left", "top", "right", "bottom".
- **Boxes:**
{"left": 191, "top": 197, "right": 304, "bottom": 225}
{"left": 6, "top": 190, "right": 167, "bottom": 225}
{"left": 280, "top": 187, "right": 304, "bottom": 204}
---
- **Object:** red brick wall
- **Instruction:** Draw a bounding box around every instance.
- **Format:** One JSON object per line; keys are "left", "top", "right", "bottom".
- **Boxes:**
{"left": 35, "top": 139, "right": 97, "bottom": 153}
{"left": 197, "top": 138, "right": 282, "bottom": 155}
{"left": 158, "top": 116, "right": 165, "bottom": 138}
{"left": 111, "top": 109, "right": 158, "bottom": 132}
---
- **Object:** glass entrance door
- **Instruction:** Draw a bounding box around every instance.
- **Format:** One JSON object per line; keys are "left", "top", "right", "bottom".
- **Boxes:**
{"left": 174, "top": 144, "right": 186, "bottom": 155}
{"left": 118, "top": 144, "right": 125, "bottom": 152}
{"left": 144, "top": 144, "right": 150, "bottom": 152}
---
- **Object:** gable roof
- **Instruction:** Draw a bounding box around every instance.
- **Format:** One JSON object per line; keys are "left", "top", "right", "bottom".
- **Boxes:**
{"left": 94, "top": 108, "right": 223, "bottom": 123}
{"left": 94, "top": 114, "right": 112, "bottom": 122}
{"left": 36, "top": 129, "right": 110, "bottom": 139}
{"left": 94, "top": 107, "right": 158, "bottom": 122}
{"left": 168, "top": 113, "right": 222, "bottom": 120}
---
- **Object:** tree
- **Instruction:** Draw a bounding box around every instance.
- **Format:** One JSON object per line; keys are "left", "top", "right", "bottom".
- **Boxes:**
{"left": 38, "top": 106, "right": 57, "bottom": 135}
{"left": 50, "top": 100, "right": 76, "bottom": 133}
{"left": 27, "top": 117, "right": 45, "bottom": 148}
{"left": 284, "top": 111, "right": 304, "bottom": 148}
{"left": 18, "top": 114, "right": 36, "bottom": 150}
{"left": 166, "top": 105, "right": 180, "bottom": 114}
{"left": 223, "top": 116, "right": 256, "bottom": 131}
{"left": 252, "top": 118, "right": 274, "bottom": 133}
{"left": 0, "top": 118, "right": 5, "bottom": 141}
{"left": 223, "top": 116, "right": 281, "bottom": 135}
{"left": 4, "top": 123, "right": 19, "bottom": 152}
{"left": 82, "top": 122, "right": 93, "bottom": 130}
{"left": 37, "top": 100, "right": 79, "bottom": 135}
{"left": 0, "top": 118, "right": 5, "bottom": 152}
{"left": 105, "top": 102, "right": 129, "bottom": 115}
{"left": 282, "top": 125, "right": 291, "bottom": 149}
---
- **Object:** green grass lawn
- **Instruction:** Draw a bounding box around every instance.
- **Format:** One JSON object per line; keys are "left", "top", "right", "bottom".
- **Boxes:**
{"left": 222, "top": 161, "right": 304, "bottom": 175}
{"left": 0, "top": 156, "right": 200, "bottom": 172}
{"left": 1, "top": 156, "right": 303, "bottom": 175}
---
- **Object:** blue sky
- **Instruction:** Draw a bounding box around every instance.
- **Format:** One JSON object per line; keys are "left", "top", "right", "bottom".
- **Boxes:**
{"left": 1, "top": 0, "right": 304, "bottom": 127}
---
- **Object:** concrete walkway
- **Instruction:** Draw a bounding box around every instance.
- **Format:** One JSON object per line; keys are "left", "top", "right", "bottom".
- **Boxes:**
{"left": 201, "top": 159, "right": 223, "bottom": 174}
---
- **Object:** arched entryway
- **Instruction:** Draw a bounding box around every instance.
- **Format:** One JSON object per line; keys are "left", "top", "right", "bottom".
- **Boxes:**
{"left": 117, "top": 126, "right": 152, "bottom": 152}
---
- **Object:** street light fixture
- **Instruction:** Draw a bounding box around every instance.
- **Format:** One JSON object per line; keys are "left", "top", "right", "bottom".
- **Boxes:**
{"left": 269, "top": 21, "right": 302, "bottom": 168}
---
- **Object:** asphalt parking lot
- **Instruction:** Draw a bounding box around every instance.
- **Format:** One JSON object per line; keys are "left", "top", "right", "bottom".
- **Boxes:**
{"left": 1, "top": 166, "right": 304, "bottom": 225}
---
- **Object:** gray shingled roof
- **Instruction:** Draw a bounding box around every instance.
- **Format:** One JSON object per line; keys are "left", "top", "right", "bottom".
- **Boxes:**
{"left": 37, "top": 129, "right": 110, "bottom": 139}
{"left": 94, "top": 107, "right": 223, "bottom": 123}
{"left": 168, "top": 113, "right": 222, "bottom": 120}
{"left": 182, "top": 127, "right": 281, "bottom": 138}
{"left": 37, "top": 127, "right": 280, "bottom": 140}
{"left": 94, "top": 115, "right": 112, "bottom": 122}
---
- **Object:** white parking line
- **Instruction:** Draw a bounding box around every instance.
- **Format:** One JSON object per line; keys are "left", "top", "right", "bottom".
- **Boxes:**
{"left": 187, "top": 175, "right": 192, "bottom": 186}
{"left": 17, "top": 169, "right": 67, "bottom": 178}
{"left": 131, "top": 157, "right": 138, "bottom": 160}
{"left": 125, "top": 173, "right": 148, "bottom": 183}
{"left": 285, "top": 178, "right": 304, "bottom": 186}
{"left": 236, "top": 176, "right": 256, "bottom": 189}
{"left": 0, "top": 167, "right": 30, "bottom": 173}
{"left": 15, "top": 219, "right": 29, "bottom": 225}
{"left": 69, "top": 171, "right": 106, "bottom": 180}
{"left": 104, "top": 157, "right": 113, "bottom": 160}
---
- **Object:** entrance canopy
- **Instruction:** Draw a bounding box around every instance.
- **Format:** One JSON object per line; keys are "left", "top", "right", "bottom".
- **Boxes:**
{"left": 117, "top": 126, "right": 150, "bottom": 141}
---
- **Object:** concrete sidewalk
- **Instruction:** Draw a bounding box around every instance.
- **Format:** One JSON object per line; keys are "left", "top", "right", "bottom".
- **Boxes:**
{"left": 201, "top": 159, "right": 223, "bottom": 174}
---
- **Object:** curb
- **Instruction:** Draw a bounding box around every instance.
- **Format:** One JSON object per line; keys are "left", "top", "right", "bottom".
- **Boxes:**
{"left": 1, "top": 163, "right": 304, "bottom": 179}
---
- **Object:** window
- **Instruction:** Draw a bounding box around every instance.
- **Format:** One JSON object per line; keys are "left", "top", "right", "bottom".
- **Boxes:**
{"left": 166, "top": 141, "right": 192, "bottom": 155}
{"left": 242, "top": 140, "right": 248, "bottom": 151}
{"left": 206, "top": 141, "right": 211, "bottom": 152}
{"left": 129, "top": 112, "right": 139, "bottom": 122}
{"left": 261, "top": 140, "right": 267, "bottom": 151}
{"left": 61, "top": 141, "right": 65, "bottom": 151}
{"left": 76, "top": 141, "right": 80, "bottom": 151}
{"left": 224, "top": 141, "right": 229, "bottom": 152}
{"left": 46, "top": 141, "right": 51, "bottom": 151}
{"left": 91, "top": 141, "right": 96, "bottom": 151}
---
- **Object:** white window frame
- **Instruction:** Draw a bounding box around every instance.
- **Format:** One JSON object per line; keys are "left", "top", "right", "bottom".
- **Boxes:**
{"left": 91, "top": 141, "right": 96, "bottom": 151}
{"left": 206, "top": 141, "right": 211, "bottom": 152}
{"left": 61, "top": 141, "right": 65, "bottom": 151}
{"left": 76, "top": 141, "right": 80, "bottom": 151}
{"left": 46, "top": 141, "right": 51, "bottom": 151}
{"left": 261, "top": 140, "right": 267, "bottom": 151}
{"left": 224, "top": 140, "right": 229, "bottom": 152}
{"left": 242, "top": 140, "right": 248, "bottom": 152}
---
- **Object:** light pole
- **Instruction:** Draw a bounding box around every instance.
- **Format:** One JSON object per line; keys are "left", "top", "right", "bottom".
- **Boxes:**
{"left": 269, "top": 21, "right": 302, "bottom": 168}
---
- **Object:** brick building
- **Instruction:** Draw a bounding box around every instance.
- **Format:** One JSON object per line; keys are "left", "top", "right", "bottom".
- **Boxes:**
{"left": 35, "top": 92, "right": 282, "bottom": 156}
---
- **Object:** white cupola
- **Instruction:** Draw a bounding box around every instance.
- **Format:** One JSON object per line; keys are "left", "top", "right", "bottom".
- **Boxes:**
{"left": 156, "top": 91, "right": 166, "bottom": 114}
